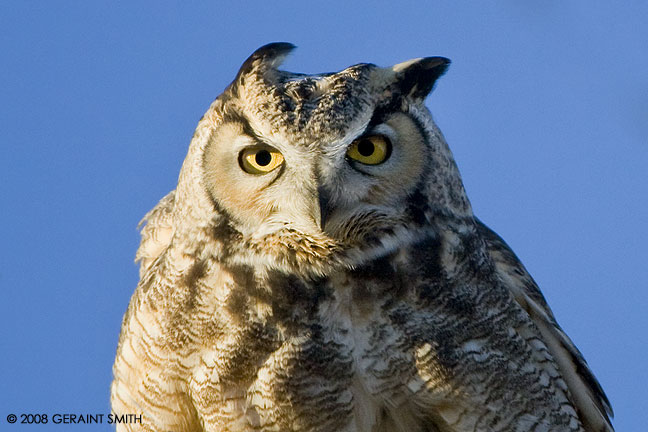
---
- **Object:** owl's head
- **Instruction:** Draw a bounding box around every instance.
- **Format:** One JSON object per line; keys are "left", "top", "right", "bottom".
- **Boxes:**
{"left": 175, "top": 43, "right": 472, "bottom": 274}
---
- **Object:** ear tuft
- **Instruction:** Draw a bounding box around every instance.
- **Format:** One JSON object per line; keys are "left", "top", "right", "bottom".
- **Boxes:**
{"left": 236, "top": 42, "right": 296, "bottom": 82}
{"left": 393, "top": 56, "right": 450, "bottom": 99}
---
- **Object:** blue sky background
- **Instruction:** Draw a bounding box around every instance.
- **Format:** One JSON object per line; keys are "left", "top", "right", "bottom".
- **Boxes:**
{"left": 1, "top": 1, "right": 646, "bottom": 430}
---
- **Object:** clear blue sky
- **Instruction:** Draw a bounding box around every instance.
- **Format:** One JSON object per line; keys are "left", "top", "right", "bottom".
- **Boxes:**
{"left": 1, "top": 1, "right": 646, "bottom": 430}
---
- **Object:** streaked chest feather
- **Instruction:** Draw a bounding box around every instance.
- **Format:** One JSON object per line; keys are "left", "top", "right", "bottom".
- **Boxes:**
{"left": 186, "top": 261, "right": 440, "bottom": 432}
{"left": 169, "top": 235, "right": 573, "bottom": 432}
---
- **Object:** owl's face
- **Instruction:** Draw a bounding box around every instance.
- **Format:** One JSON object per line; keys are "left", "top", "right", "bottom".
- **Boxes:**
{"left": 191, "top": 44, "right": 469, "bottom": 273}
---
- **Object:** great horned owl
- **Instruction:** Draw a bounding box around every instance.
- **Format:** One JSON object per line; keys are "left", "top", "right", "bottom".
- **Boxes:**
{"left": 111, "top": 43, "right": 614, "bottom": 432}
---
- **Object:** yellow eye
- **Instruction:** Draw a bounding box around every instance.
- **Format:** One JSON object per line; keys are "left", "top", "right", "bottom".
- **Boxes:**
{"left": 346, "top": 135, "right": 391, "bottom": 165}
{"left": 239, "top": 147, "right": 284, "bottom": 174}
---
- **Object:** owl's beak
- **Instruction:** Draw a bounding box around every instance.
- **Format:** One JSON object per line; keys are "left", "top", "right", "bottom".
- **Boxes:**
{"left": 317, "top": 186, "right": 332, "bottom": 230}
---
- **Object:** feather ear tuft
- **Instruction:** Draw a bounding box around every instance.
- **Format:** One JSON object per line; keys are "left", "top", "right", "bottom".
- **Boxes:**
{"left": 236, "top": 42, "right": 296, "bottom": 82}
{"left": 392, "top": 56, "right": 450, "bottom": 99}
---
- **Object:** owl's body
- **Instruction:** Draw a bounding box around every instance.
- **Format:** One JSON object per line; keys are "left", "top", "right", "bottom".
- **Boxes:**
{"left": 112, "top": 44, "right": 613, "bottom": 432}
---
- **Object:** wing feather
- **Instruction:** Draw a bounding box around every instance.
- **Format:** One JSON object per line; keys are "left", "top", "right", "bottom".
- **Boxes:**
{"left": 475, "top": 218, "right": 614, "bottom": 432}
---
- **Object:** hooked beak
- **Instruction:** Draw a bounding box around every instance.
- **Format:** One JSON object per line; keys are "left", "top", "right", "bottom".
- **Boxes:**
{"left": 316, "top": 186, "right": 332, "bottom": 231}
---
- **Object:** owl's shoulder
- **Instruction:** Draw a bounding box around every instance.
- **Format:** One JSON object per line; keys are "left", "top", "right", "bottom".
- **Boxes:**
{"left": 135, "top": 190, "right": 176, "bottom": 277}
